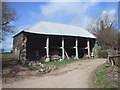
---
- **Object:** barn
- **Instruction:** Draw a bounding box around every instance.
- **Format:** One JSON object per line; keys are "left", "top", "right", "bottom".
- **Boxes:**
{"left": 13, "top": 21, "right": 96, "bottom": 64}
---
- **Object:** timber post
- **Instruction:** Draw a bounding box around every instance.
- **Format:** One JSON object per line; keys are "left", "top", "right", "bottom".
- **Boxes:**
{"left": 87, "top": 39, "right": 91, "bottom": 58}
{"left": 75, "top": 37, "right": 79, "bottom": 59}
{"left": 46, "top": 36, "right": 49, "bottom": 58}
{"left": 45, "top": 36, "right": 50, "bottom": 62}
{"left": 62, "top": 37, "right": 65, "bottom": 59}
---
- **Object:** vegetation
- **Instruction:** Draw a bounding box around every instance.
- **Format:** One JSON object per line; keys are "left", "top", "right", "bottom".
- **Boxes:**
{"left": 2, "top": 2, "right": 17, "bottom": 41}
{"left": 43, "top": 58, "right": 101, "bottom": 67}
{"left": 23, "top": 64, "right": 42, "bottom": 70}
{"left": 87, "top": 11, "right": 119, "bottom": 51}
{"left": 43, "top": 59, "right": 82, "bottom": 67}
{"left": 97, "top": 49, "right": 108, "bottom": 58}
{"left": 94, "top": 64, "right": 117, "bottom": 88}
{"left": 1, "top": 53, "right": 13, "bottom": 58}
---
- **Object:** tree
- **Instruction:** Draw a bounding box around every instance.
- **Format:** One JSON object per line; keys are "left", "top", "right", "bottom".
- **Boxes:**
{"left": 0, "top": 48, "right": 5, "bottom": 53}
{"left": 87, "top": 11, "right": 118, "bottom": 50}
{"left": 1, "top": 2, "right": 17, "bottom": 41}
{"left": 118, "top": 32, "right": 120, "bottom": 51}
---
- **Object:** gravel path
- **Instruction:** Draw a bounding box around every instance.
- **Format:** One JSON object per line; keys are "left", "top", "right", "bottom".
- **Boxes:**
{"left": 3, "top": 59, "right": 106, "bottom": 88}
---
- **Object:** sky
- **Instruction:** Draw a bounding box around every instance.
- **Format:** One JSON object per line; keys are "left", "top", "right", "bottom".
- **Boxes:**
{"left": 2, "top": 1, "right": 118, "bottom": 52}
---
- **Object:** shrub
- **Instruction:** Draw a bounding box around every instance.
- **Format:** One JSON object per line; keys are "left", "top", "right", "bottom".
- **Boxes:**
{"left": 98, "top": 50, "right": 108, "bottom": 58}
{"left": 107, "top": 49, "right": 117, "bottom": 56}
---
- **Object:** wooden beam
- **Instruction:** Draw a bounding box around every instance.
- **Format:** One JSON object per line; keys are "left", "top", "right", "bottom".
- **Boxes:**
{"left": 75, "top": 37, "right": 79, "bottom": 59}
{"left": 65, "top": 49, "right": 69, "bottom": 59}
{"left": 46, "top": 36, "right": 49, "bottom": 58}
{"left": 62, "top": 37, "right": 65, "bottom": 59}
{"left": 87, "top": 39, "right": 90, "bottom": 58}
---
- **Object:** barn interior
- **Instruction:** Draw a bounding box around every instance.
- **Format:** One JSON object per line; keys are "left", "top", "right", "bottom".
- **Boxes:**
{"left": 25, "top": 32, "right": 96, "bottom": 61}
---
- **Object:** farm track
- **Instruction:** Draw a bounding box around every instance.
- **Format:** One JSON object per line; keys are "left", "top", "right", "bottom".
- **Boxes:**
{"left": 3, "top": 59, "right": 106, "bottom": 88}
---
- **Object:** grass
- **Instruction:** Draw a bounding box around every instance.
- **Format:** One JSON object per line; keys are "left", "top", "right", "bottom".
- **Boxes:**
{"left": 1, "top": 53, "right": 105, "bottom": 71}
{"left": 43, "top": 59, "right": 85, "bottom": 68}
{"left": 23, "top": 58, "right": 93, "bottom": 71}
{"left": 22, "top": 64, "right": 42, "bottom": 70}
{"left": 24, "top": 58, "right": 104, "bottom": 71}
{"left": 94, "top": 64, "right": 117, "bottom": 88}
{"left": 23, "top": 59, "right": 81, "bottom": 70}
{"left": 24, "top": 58, "right": 105, "bottom": 70}
{"left": 43, "top": 57, "right": 106, "bottom": 66}
{"left": 1, "top": 53, "right": 13, "bottom": 58}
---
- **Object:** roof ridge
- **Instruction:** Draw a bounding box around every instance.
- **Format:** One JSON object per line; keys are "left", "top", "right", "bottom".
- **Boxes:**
{"left": 14, "top": 20, "right": 96, "bottom": 38}
{"left": 41, "top": 21, "right": 83, "bottom": 29}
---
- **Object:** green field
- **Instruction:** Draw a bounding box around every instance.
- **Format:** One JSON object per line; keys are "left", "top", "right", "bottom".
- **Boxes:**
{"left": 1, "top": 53, "right": 13, "bottom": 58}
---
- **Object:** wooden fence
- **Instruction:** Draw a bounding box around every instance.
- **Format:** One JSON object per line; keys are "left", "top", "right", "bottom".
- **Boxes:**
{"left": 108, "top": 55, "right": 120, "bottom": 67}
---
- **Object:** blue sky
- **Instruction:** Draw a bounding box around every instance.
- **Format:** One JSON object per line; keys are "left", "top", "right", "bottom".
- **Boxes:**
{"left": 2, "top": 1, "right": 118, "bottom": 52}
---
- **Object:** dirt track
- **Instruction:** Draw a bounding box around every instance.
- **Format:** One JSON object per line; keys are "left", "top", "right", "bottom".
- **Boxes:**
{"left": 3, "top": 59, "right": 106, "bottom": 88}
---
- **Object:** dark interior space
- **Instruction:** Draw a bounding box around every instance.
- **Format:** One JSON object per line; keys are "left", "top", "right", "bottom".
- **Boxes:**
{"left": 49, "top": 35, "right": 62, "bottom": 56}
{"left": 89, "top": 38, "right": 96, "bottom": 52}
{"left": 26, "top": 33, "right": 46, "bottom": 61}
{"left": 25, "top": 32, "right": 96, "bottom": 61}
{"left": 78, "top": 37, "right": 87, "bottom": 58}
{"left": 64, "top": 36, "right": 75, "bottom": 57}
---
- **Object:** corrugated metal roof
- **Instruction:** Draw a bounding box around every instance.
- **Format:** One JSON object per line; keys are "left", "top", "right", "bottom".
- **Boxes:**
{"left": 23, "top": 21, "right": 96, "bottom": 38}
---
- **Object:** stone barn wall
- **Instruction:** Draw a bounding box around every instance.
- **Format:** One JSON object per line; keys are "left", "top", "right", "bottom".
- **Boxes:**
{"left": 13, "top": 32, "right": 27, "bottom": 64}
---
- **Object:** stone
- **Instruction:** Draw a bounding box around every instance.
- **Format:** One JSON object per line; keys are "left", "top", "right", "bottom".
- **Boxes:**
{"left": 45, "top": 58, "right": 50, "bottom": 62}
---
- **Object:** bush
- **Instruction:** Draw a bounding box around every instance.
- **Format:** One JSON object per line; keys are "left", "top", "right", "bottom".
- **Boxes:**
{"left": 107, "top": 49, "right": 117, "bottom": 56}
{"left": 98, "top": 50, "right": 108, "bottom": 58}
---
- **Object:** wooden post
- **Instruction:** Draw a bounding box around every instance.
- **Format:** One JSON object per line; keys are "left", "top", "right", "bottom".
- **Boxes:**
{"left": 65, "top": 49, "right": 69, "bottom": 59}
{"left": 87, "top": 39, "right": 90, "bottom": 58}
{"left": 46, "top": 36, "right": 49, "bottom": 58}
{"left": 62, "top": 37, "right": 65, "bottom": 59}
{"left": 75, "top": 37, "right": 79, "bottom": 59}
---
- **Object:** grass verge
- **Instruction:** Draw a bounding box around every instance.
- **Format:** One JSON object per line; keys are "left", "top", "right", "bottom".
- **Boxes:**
{"left": 43, "top": 59, "right": 83, "bottom": 67}
{"left": 23, "top": 58, "right": 92, "bottom": 71}
{"left": 24, "top": 59, "right": 82, "bottom": 71}
{"left": 94, "top": 64, "right": 117, "bottom": 88}
{"left": 43, "top": 58, "right": 106, "bottom": 67}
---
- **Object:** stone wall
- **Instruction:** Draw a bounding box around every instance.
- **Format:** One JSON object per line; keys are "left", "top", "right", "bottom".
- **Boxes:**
{"left": 13, "top": 32, "right": 27, "bottom": 64}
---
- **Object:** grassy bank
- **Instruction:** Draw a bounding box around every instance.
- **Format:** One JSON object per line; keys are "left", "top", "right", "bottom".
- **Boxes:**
{"left": 43, "top": 59, "right": 82, "bottom": 67}
{"left": 43, "top": 58, "right": 105, "bottom": 68}
{"left": 24, "top": 59, "right": 83, "bottom": 71}
{"left": 25, "top": 58, "right": 105, "bottom": 71}
{"left": 94, "top": 64, "right": 117, "bottom": 88}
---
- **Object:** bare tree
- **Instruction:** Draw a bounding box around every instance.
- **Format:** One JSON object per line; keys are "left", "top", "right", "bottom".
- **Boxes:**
{"left": 118, "top": 32, "right": 120, "bottom": 50}
{"left": 87, "top": 11, "right": 118, "bottom": 50}
{"left": 1, "top": 2, "right": 17, "bottom": 41}
{"left": 97, "top": 27, "right": 118, "bottom": 50}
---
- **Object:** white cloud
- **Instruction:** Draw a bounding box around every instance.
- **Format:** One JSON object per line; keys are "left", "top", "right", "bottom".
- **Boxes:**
{"left": 29, "top": 2, "right": 98, "bottom": 28}
{"left": 101, "top": 9, "right": 116, "bottom": 22}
